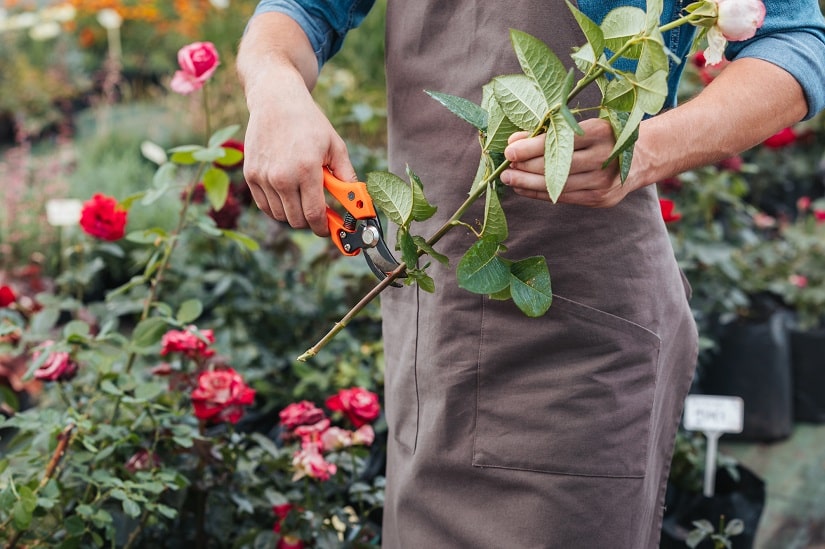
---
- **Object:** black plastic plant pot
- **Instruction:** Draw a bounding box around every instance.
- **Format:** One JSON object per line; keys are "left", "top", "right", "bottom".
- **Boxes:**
{"left": 790, "top": 327, "right": 825, "bottom": 423}
{"left": 702, "top": 310, "right": 794, "bottom": 442}
{"left": 661, "top": 464, "right": 766, "bottom": 549}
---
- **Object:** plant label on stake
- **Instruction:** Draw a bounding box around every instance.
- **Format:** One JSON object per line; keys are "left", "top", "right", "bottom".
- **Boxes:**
{"left": 683, "top": 395, "right": 744, "bottom": 497}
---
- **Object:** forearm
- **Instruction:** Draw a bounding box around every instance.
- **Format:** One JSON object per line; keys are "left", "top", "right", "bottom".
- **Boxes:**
{"left": 237, "top": 12, "right": 319, "bottom": 102}
{"left": 630, "top": 57, "right": 808, "bottom": 187}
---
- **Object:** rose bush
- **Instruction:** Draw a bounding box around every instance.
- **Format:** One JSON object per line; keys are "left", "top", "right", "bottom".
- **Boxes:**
{"left": 0, "top": 39, "right": 386, "bottom": 548}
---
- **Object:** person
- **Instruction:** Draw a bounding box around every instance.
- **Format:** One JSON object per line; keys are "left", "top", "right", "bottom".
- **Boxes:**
{"left": 237, "top": 1, "right": 825, "bottom": 547}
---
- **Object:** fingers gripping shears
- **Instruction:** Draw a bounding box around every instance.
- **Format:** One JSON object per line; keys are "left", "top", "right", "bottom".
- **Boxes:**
{"left": 323, "top": 168, "right": 405, "bottom": 284}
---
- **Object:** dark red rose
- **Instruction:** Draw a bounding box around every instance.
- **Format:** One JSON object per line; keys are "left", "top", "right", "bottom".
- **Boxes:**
{"left": 79, "top": 193, "right": 127, "bottom": 241}
{"left": 279, "top": 401, "right": 326, "bottom": 430}
{"left": 659, "top": 198, "right": 682, "bottom": 224}
{"left": 209, "top": 193, "right": 242, "bottom": 229}
{"left": 33, "top": 343, "right": 79, "bottom": 382}
{"left": 325, "top": 387, "right": 380, "bottom": 428}
{"left": 160, "top": 326, "right": 215, "bottom": 360}
{"left": 0, "top": 286, "right": 16, "bottom": 308}
{"left": 191, "top": 367, "right": 256, "bottom": 424}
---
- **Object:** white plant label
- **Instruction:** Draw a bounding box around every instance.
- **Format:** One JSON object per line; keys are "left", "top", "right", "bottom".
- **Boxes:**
{"left": 683, "top": 395, "right": 744, "bottom": 434}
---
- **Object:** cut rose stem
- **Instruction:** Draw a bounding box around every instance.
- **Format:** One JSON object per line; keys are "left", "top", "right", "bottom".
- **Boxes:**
{"left": 298, "top": 13, "right": 700, "bottom": 361}
{"left": 297, "top": 159, "right": 512, "bottom": 362}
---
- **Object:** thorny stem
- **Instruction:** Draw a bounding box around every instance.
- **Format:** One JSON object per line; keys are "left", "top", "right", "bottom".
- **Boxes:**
{"left": 5, "top": 423, "right": 76, "bottom": 549}
{"left": 298, "top": 12, "right": 699, "bottom": 361}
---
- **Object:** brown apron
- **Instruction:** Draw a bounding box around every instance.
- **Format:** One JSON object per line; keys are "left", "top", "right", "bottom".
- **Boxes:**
{"left": 380, "top": 2, "right": 698, "bottom": 547}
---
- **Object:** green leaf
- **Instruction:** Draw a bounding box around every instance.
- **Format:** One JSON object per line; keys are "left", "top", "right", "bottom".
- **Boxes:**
{"left": 122, "top": 498, "right": 141, "bottom": 518}
{"left": 603, "top": 76, "right": 636, "bottom": 111}
{"left": 425, "top": 90, "right": 488, "bottom": 131}
{"left": 634, "top": 70, "right": 668, "bottom": 115}
{"left": 484, "top": 92, "right": 521, "bottom": 153}
{"left": 601, "top": 7, "right": 646, "bottom": 59}
{"left": 725, "top": 519, "right": 745, "bottom": 536}
{"left": 544, "top": 111, "right": 575, "bottom": 202}
{"left": 412, "top": 235, "right": 449, "bottom": 265}
{"left": 12, "top": 500, "right": 32, "bottom": 530}
{"left": 221, "top": 229, "right": 260, "bottom": 251}
{"left": 208, "top": 124, "right": 240, "bottom": 149}
{"left": 406, "top": 165, "right": 437, "bottom": 222}
{"left": 193, "top": 147, "right": 226, "bottom": 163}
{"left": 509, "top": 29, "right": 567, "bottom": 107}
{"left": 131, "top": 317, "right": 169, "bottom": 350}
{"left": 366, "top": 172, "right": 413, "bottom": 227}
{"left": 509, "top": 257, "right": 553, "bottom": 317}
{"left": 559, "top": 68, "right": 584, "bottom": 136}
{"left": 645, "top": 0, "right": 664, "bottom": 32}
{"left": 492, "top": 74, "right": 548, "bottom": 131}
{"left": 457, "top": 238, "right": 510, "bottom": 294}
{"left": 63, "top": 320, "right": 91, "bottom": 340}
{"left": 169, "top": 145, "right": 202, "bottom": 165}
{"left": 609, "top": 100, "right": 645, "bottom": 160}
{"left": 203, "top": 167, "right": 230, "bottom": 211}
{"left": 566, "top": 0, "right": 605, "bottom": 60}
{"left": 125, "top": 228, "right": 167, "bottom": 245}
{"left": 408, "top": 270, "right": 436, "bottom": 293}
{"left": 603, "top": 109, "right": 637, "bottom": 182}
{"left": 176, "top": 299, "right": 203, "bottom": 324}
{"left": 637, "top": 32, "right": 668, "bottom": 81}
{"left": 481, "top": 184, "right": 508, "bottom": 241}
{"left": 397, "top": 230, "right": 419, "bottom": 269}
{"left": 215, "top": 147, "right": 244, "bottom": 168}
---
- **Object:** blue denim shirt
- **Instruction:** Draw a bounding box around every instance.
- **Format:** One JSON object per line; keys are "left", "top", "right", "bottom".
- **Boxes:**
{"left": 251, "top": 0, "right": 825, "bottom": 119}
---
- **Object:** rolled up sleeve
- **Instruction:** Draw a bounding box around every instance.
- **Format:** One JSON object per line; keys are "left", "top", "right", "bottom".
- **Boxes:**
{"left": 725, "top": 1, "right": 825, "bottom": 120}
{"left": 251, "top": 0, "right": 376, "bottom": 70}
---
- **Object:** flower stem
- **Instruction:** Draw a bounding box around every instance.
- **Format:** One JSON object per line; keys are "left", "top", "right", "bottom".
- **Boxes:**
{"left": 298, "top": 12, "right": 701, "bottom": 361}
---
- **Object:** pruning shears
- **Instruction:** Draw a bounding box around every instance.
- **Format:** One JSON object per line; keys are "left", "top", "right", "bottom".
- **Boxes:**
{"left": 323, "top": 168, "right": 405, "bottom": 284}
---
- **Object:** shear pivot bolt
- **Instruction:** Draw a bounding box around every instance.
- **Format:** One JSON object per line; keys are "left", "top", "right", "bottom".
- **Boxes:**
{"left": 361, "top": 226, "right": 380, "bottom": 247}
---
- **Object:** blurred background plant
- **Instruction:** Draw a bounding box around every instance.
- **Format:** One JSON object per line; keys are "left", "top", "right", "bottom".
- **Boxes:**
{"left": 3, "top": 0, "right": 825, "bottom": 544}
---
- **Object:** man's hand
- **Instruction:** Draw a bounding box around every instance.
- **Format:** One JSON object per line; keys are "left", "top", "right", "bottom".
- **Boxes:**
{"left": 500, "top": 118, "right": 638, "bottom": 207}
{"left": 238, "top": 13, "right": 357, "bottom": 237}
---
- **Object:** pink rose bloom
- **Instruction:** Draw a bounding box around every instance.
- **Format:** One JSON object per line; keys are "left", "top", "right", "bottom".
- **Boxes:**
{"left": 277, "top": 536, "right": 305, "bottom": 549}
{"left": 789, "top": 274, "right": 808, "bottom": 289}
{"left": 279, "top": 401, "right": 326, "bottom": 430}
{"left": 291, "top": 442, "right": 337, "bottom": 481}
{"left": 352, "top": 424, "right": 375, "bottom": 447}
{"left": 160, "top": 326, "right": 215, "bottom": 360}
{"left": 797, "top": 196, "right": 812, "bottom": 212}
{"left": 33, "top": 343, "right": 78, "bottom": 382}
{"left": 763, "top": 127, "right": 797, "bottom": 149}
{"left": 320, "top": 426, "right": 353, "bottom": 451}
{"left": 715, "top": 0, "right": 766, "bottom": 41}
{"left": 293, "top": 418, "right": 331, "bottom": 443}
{"left": 325, "top": 387, "right": 380, "bottom": 428}
{"left": 704, "top": 0, "right": 766, "bottom": 65}
{"left": 170, "top": 41, "right": 220, "bottom": 94}
{"left": 752, "top": 212, "right": 776, "bottom": 229}
{"left": 191, "top": 368, "right": 256, "bottom": 424}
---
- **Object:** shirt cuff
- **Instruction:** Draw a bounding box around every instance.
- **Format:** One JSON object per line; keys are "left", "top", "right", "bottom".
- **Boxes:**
{"left": 251, "top": 0, "right": 334, "bottom": 71}
{"left": 728, "top": 31, "right": 825, "bottom": 121}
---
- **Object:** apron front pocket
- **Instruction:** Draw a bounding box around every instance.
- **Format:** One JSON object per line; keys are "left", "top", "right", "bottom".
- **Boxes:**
{"left": 472, "top": 295, "right": 661, "bottom": 478}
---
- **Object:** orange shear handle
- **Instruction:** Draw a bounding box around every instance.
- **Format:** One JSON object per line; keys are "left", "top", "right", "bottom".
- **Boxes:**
{"left": 323, "top": 168, "right": 377, "bottom": 257}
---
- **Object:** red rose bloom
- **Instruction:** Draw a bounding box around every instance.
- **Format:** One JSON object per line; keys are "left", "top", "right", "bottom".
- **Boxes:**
{"left": 277, "top": 536, "right": 305, "bottom": 549}
{"left": 79, "top": 193, "right": 127, "bottom": 241}
{"left": 763, "top": 127, "right": 797, "bottom": 149}
{"left": 0, "top": 285, "right": 16, "bottom": 307}
{"left": 191, "top": 368, "right": 256, "bottom": 424}
{"left": 659, "top": 198, "right": 682, "bottom": 224}
{"left": 814, "top": 209, "right": 825, "bottom": 224}
{"left": 279, "top": 400, "right": 326, "bottom": 430}
{"left": 325, "top": 387, "right": 380, "bottom": 428}
{"left": 160, "top": 326, "right": 215, "bottom": 360}
{"left": 33, "top": 345, "right": 79, "bottom": 382}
